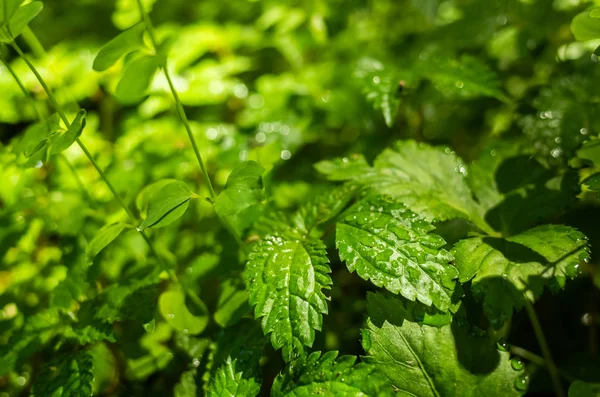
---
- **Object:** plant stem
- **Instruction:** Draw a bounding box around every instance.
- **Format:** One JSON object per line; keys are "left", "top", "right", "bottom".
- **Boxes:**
{"left": 10, "top": 40, "right": 174, "bottom": 277}
{"left": 135, "top": 0, "right": 216, "bottom": 201}
{"left": 523, "top": 297, "right": 565, "bottom": 397}
{"left": 21, "top": 27, "right": 46, "bottom": 58}
{"left": 510, "top": 345, "right": 575, "bottom": 382}
{"left": 0, "top": 52, "right": 90, "bottom": 199}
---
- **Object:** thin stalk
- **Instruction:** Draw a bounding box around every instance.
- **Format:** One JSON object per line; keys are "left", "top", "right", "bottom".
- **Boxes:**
{"left": 510, "top": 345, "right": 575, "bottom": 382}
{"left": 1, "top": 52, "right": 90, "bottom": 200}
{"left": 523, "top": 298, "right": 565, "bottom": 397}
{"left": 21, "top": 27, "right": 46, "bottom": 58}
{"left": 10, "top": 41, "right": 174, "bottom": 278}
{"left": 135, "top": 0, "right": 216, "bottom": 201}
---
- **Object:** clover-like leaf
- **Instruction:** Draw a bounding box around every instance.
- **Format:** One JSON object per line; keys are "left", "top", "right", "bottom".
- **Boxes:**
{"left": 93, "top": 22, "right": 147, "bottom": 71}
{"left": 362, "top": 293, "right": 525, "bottom": 397}
{"left": 31, "top": 350, "right": 94, "bottom": 397}
{"left": 271, "top": 351, "right": 394, "bottom": 397}
{"left": 86, "top": 221, "right": 128, "bottom": 260}
{"left": 115, "top": 54, "right": 160, "bottom": 104}
{"left": 0, "top": 1, "right": 43, "bottom": 43}
{"left": 336, "top": 195, "right": 458, "bottom": 310}
{"left": 215, "top": 160, "right": 265, "bottom": 235}
{"left": 452, "top": 225, "right": 590, "bottom": 327}
{"left": 15, "top": 113, "right": 60, "bottom": 157}
{"left": 245, "top": 234, "right": 331, "bottom": 361}
{"left": 572, "top": 8, "right": 600, "bottom": 41}
{"left": 139, "top": 180, "right": 194, "bottom": 230}
{"left": 50, "top": 109, "right": 87, "bottom": 154}
{"left": 159, "top": 287, "right": 209, "bottom": 335}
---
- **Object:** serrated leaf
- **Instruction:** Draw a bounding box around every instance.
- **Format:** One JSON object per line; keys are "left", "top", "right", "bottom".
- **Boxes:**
{"left": 86, "top": 221, "right": 128, "bottom": 259}
{"left": 317, "top": 141, "right": 491, "bottom": 233}
{"left": 271, "top": 351, "right": 394, "bottom": 397}
{"left": 245, "top": 234, "right": 331, "bottom": 361}
{"left": 0, "top": 1, "right": 42, "bottom": 42}
{"left": 572, "top": 8, "right": 600, "bottom": 41}
{"left": 362, "top": 293, "right": 525, "bottom": 396}
{"left": 15, "top": 113, "right": 61, "bottom": 157}
{"left": 115, "top": 54, "right": 160, "bottom": 104}
{"left": 204, "top": 320, "right": 266, "bottom": 395}
{"left": 159, "top": 286, "right": 209, "bottom": 335}
{"left": 577, "top": 138, "right": 600, "bottom": 165}
{"left": 139, "top": 180, "right": 194, "bottom": 230}
{"left": 336, "top": 195, "right": 458, "bottom": 310}
{"left": 50, "top": 109, "right": 87, "bottom": 154}
{"left": 452, "top": 225, "right": 590, "bottom": 327}
{"left": 569, "top": 380, "right": 600, "bottom": 397}
{"left": 31, "top": 350, "right": 94, "bottom": 397}
{"left": 215, "top": 160, "right": 265, "bottom": 235}
{"left": 93, "top": 22, "right": 147, "bottom": 71}
{"left": 354, "top": 57, "right": 401, "bottom": 127}
{"left": 583, "top": 173, "right": 600, "bottom": 198}
{"left": 293, "top": 182, "right": 359, "bottom": 233}
{"left": 174, "top": 369, "right": 198, "bottom": 397}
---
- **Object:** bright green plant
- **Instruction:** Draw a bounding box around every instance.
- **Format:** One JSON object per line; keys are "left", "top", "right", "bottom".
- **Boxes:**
{"left": 1, "top": 1, "right": 600, "bottom": 396}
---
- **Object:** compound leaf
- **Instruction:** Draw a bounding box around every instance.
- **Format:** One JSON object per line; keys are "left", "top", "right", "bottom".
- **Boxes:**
{"left": 336, "top": 195, "right": 458, "bottom": 311}
{"left": 0, "top": 1, "right": 43, "bottom": 42}
{"left": 362, "top": 293, "right": 525, "bottom": 397}
{"left": 271, "top": 351, "right": 394, "bottom": 397}
{"left": 452, "top": 225, "right": 590, "bottom": 327}
{"left": 245, "top": 234, "right": 331, "bottom": 361}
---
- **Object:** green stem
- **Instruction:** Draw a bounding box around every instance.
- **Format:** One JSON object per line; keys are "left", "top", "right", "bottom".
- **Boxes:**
{"left": 0, "top": 51, "right": 90, "bottom": 200}
{"left": 21, "top": 27, "right": 46, "bottom": 58}
{"left": 523, "top": 298, "right": 565, "bottom": 397}
{"left": 510, "top": 345, "right": 575, "bottom": 382}
{"left": 11, "top": 41, "right": 174, "bottom": 277}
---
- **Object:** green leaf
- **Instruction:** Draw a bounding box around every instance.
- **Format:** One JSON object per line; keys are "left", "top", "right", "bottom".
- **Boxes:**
{"left": 0, "top": 0, "right": 21, "bottom": 24}
{"left": 245, "top": 234, "right": 331, "bottom": 361}
{"left": 572, "top": 8, "right": 600, "bottom": 41}
{"left": 293, "top": 182, "right": 359, "bottom": 233}
{"left": 314, "top": 154, "right": 370, "bottom": 181}
{"left": 569, "top": 380, "right": 600, "bottom": 397}
{"left": 204, "top": 320, "right": 266, "bottom": 395}
{"left": 362, "top": 293, "right": 525, "bottom": 396}
{"left": 215, "top": 161, "right": 265, "bottom": 235}
{"left": 31, "top": 350, "right": 94, "bottom": 397}
{"left": 0, "top": 1, "right": 42, "bottom": 42}
{"left": 115, "top": 54, "right": 160, "bottom": 104}
{"left": 336, "top": 195, "right": 458, "bottom": 311}
{"left": 15, "top": 113, "right": 60, "bottom": 157}
{"left": 159, "top": 286, "right": 209, "bottom": 335}
{"left": 139, "top": 180, "right": 194, "bottom": 230}
{"left": 174, "top": 369, "right": 198, "bottom": 397}
{"left": 271, "top": 351, "right": 394, "bottom": 397}
{"left": 86, "top": 221, "right": 128, "bottom": 259}
{"left": 93, "top": 22, "right": 147, "bottom": 71}
{"left": 452, "top": 225, "right": 590, "bottom": 327}
{"left": 583, "top": 173, "right": 600, "bottom": 198}
{"left": 214, "top": 277, "right": 250, "bottom": 328}
{"left": 577, "top": 138, "right": 600, "bottom": 165}
{"left": 317, "top": 141, "right": 491, "bottom": 232}
{"left": 354, "top": 57, "right": 401, "bottom": 127}
{"left": 50, "top": 109, "right": 86, "bottom": 155}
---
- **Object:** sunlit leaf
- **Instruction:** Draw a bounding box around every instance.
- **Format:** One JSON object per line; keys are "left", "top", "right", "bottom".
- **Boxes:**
{"left": 93, "top": 22, "right": 147, "bottom": 71}
{"left": 159, "top": 287, "right": 209, "bottom": 335}
{"left": 139, "top": 180, "right": 194, "bottom": 230}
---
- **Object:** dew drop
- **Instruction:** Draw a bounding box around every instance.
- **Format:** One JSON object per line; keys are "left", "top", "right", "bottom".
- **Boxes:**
{"left": 496, "top": 340, "right": 510, "bottom": 352}
{"left": 360, "top": 329, "right": 372, "bottom": 351}
{"left": 514, "top": 374, "right": 529, "bottom": 391}
{"left": 511, "top": 358, "right": 524, "bottom": 370}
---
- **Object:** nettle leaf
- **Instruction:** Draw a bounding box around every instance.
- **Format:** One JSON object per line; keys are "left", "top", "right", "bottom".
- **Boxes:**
{"left": 50, "top": 109, "right": 87, "bottom": 154}
{"left": 354, "top": 57, "right": 401, "bottom": 127}
{"left": 293, "top": 182, "right": 359, "bottom": 234}
{"left": 0, "top": 310, "right": 61, "bottom": 376}
{"left": 159, "top": 286, "right": 209, "bottom": 335}
{"left": 115, "top": 54, "right": 160, "bottom": 104}
{"left": 86, "top": 221, "right": 129, "bottom": 260}
{"left": 317, "top": 141, "right": 491, "bottom": 233}
{"left": 93, "top": 22, "right": 147, "bottom": 71}
{"left": 204, "top": 320, "right": 267, "bottom": 396}
{"left": 362, "top": 293, "right": 525, "bottom": 396}
{"left": 139, "top": 180, "right": 194, "bottom": 230}
{"left": 336, "top": 195, "right": 458, "bottom": 310}
{"left": 452, "top": 225, "right": 590, "bottom": 327}
{"left": 245, "top": 234, "right": 331, "bottom": 361}
{"left": 15, "top": 113, "right": 60, "bottom": 157}
{"left": 583, "top": 173, "right": 600, "bottom": 198}
{"left": 572, "top": 8, "right": 600, "bottom": 41}
{"left": 271, "top": 351, "right": 394, "bottom": 397}
{"left": 174, "top": 369, "right": 197, "bottom": 397}
{"left": 0, "top": 1, "right": 43, "bottom": 43}
{"left": 31, "top": 350, "right": 94, "bottom": 397}
{"left": 215, "top": 161, "right": 266, "bottom": 235}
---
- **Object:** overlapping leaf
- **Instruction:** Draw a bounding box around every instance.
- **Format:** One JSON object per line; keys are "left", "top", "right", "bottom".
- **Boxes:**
{"left": 336, "top": 195, "right": 458, "bottom": 310}
{"left": 362, "top": 293, "right": 525, "bottom": 396}
{"left": 31, "top": 350, "right": 94, "bottom": 397}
